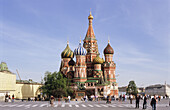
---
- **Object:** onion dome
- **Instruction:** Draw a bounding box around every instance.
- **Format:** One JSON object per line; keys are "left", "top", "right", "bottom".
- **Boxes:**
{"left": 61, "top": 42, "right": 74, "bottom": 58}
{"left": 104, "top": 40, "right": 114, "bottom": 54}
{"left": 74, "top": 40, "right": 87, "bottom": 56}
{"left": 93, "top": 55, "right": 103, "bottom": 64}
{"left": 68, "top": 58, "right": 75, "bottom": 66}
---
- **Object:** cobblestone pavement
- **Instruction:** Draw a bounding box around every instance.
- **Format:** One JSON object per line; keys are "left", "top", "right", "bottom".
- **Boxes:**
{"left": 0, "top": 99, "right": 169, "bottom": 110}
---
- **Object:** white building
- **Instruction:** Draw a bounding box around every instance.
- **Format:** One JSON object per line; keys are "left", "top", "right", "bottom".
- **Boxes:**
{"left": 0, "top": 71, "right": 16, "bottom": 101}
{"left": 0, "top": 62, "right": 42, "bottom": 101}
{"left": 145, "top": 84, "right": 170, "bottom": 96}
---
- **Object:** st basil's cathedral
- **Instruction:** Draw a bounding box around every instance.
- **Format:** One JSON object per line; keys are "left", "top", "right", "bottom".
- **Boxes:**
{"left": 60, "top": 11, "right": 119, "bottom": 98}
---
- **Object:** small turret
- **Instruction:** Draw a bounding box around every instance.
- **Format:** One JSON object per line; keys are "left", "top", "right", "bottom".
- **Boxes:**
{"left": 103, "top": 40, "right": 114, "bottom": 62}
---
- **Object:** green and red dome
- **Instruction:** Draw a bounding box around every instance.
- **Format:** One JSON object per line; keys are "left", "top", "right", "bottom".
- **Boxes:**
{"left": 103, "top": 43, "right": 114, "bottom": 54}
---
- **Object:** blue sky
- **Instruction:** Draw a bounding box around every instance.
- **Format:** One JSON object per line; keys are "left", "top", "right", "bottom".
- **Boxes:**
{"left": 0, "top": 0, "right": 169, "bottom": 87}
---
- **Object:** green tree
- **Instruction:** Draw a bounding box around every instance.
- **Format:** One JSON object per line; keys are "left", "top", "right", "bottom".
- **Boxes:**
{"left": 126, "top": 80, "right": 138, "bottom": 95}
{"left": 40, "top": 71, "right": 73, "bottom": 98}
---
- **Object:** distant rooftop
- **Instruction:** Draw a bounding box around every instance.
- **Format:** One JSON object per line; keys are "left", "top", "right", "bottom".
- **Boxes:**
{"left": 145, "top": 84, "right": 170, "bottom": 89}
{"left": 16, "top": 79, "right": 42, "bottom": 85}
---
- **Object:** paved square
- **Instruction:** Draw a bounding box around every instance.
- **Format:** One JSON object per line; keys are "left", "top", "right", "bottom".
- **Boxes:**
{"left": 0, "top": 99, "right": 169, "bottom": 110}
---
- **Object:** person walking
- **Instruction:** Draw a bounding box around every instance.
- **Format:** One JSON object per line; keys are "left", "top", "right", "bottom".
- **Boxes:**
{"left": 8, "top": 95, "right": 11, "bottom": 102}
{"left": 96, "top": 95, "right": 98, "bottom": 101}
{"left": 84, "top": 95, "right": 86, "bottom": 102}
{"left": 158, "top": 96, "right": 161, "bottom": 101}
{"left": 35, "top": 97, "right": 37, "bottom": 101}
{"left": 143, "top": 94, "right": 147, "bottom": 109}
{"left": 123, "top": 94, "right": 125, "bottom": 101}
{"left": 50, "top": 95, "right": 54, "bottom": 107}
{"left": 135, "top": 94, "right": 140, "bottom": 108}
{"left": 5, "top": 93, "right": 8, "bottom": 102}
{"left": 94, "top": 95, "right": 96, "bottom": 101}
{"left": 12, "top": 94, "right": 14, "bottom": 103}
{"left": 85, "top": 95, "right": 88, "bottom": 102}
{"left": 112, "top": 95, "right": 115, "bottom": 101}
{"left": 150, "top": 95, "right": 157, "bottom": 110}
{"left": 119, "top": 95, "right": 122, "bottom": 102}
{"left": 68, "top": 96, "right": 71, "bottom": 103}
{"left": 129, "top": 94, "right": 133, "bottom": 104}
{"left": 106, "top": 95, "right": 110, "bottom": 103}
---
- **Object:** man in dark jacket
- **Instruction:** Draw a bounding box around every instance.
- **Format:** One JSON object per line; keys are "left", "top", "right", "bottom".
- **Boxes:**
{"left": 136, "top": 94, "right": 140, "bottom": 108}
{"left": 150, "top": 95, "right": 157, "bottom": 110}
{"left": 5, "top": 94, "right": 8, "bottom": 102}
{"left": 143, "top": 94, "right": 147, "bottom": 109}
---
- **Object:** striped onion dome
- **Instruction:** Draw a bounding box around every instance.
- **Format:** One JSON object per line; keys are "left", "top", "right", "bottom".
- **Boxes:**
{"left": 104, "top": 41, "right": 114, "bottom": 54}
{"left": 74, "top": 41, "right": 87, "bottom": 56}
{"left": 93, "top": 55, "right": 103, "bottom": 64}
{"left": 61, "top": 42, "right": 74, "bottom": 58}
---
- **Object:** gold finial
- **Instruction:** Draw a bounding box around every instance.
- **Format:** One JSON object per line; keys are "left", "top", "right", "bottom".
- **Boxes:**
{"left": 80, "top": 36, "right": 81, "bottom": 44}
{"left": 88, "top": 8, "right": 93, "bottom": 19}
{"left": 67, "top": 37, "right": 69, "bottom": 44}
{"left": 108, "top": 36, "right": 110, "bottom": 43}
{"left": 90, "top": 8, "right": 92, "bottom": 15}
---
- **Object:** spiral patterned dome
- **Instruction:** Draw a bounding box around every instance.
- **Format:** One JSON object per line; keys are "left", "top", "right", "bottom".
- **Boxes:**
{"left": 93, "top": 55, "right": 103, "bottom": 64}
{"left": 61, "top": 43, "right": 74, "bottom": 58}
{"left": 74, "top": 42, "right": 87, "bottom": 56}
{"left": 104, "top": 43, "right": 114, "bottom": 54}
{"left": 68, "top": 58, "right": 75, "bottom": 66}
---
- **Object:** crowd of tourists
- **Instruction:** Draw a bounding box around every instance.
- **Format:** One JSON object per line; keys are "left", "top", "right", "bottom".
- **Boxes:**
{"left": 5, "top": 94, "right": 14, "bottom": 103}
{"left": 4, "top": 92, "right": 169, "bottom": 110}
{"left": 128, "top": 94, "right": 164, "bottom": 110}
{"left": 49, "top": 94, "right": 169, "bottom": 110}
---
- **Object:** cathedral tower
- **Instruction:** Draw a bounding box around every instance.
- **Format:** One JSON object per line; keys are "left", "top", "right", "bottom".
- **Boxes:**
{"left": 104, "top": 40, "right": 114, "bottom": 62}
{"left": 103, "top": 40, "right": 118, "bottom": 96}
{"left": 74, "top": 40, "right": 87, "bottom": 82}
{"left": 60, "top": 41, "right": 74, "bottom": 76}
{"left": 83, "top": 11, "right": 99, "bottom": 77}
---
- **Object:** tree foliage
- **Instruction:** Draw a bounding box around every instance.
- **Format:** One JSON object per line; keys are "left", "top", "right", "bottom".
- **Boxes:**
{"left": 40, "top": 71, "right": 73, "bottom": 98}
{"left": 126, "top": 80, "right": 138, "bottom": 95}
